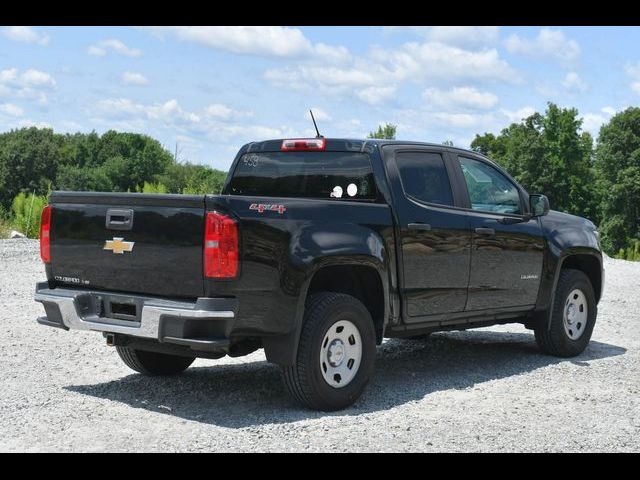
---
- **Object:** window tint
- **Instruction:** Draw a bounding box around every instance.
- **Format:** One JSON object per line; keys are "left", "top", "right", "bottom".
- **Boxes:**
{"left": 395, "top": 152, "right": 453, "bottom": 206}
{"left": 458, "top": 156, "right": 522, "bottom": 214}
{"left": 227, "top": 152, "right": 376, "bottom": 200}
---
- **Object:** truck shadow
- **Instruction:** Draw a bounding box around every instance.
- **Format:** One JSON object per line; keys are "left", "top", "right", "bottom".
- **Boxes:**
{"left": 64, "top": 330, "right": 626, "bottom": 428}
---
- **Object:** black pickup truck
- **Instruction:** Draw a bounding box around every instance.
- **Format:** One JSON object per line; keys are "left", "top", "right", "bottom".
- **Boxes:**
{"left": 35, "top": 137, "right": 604, "bottom": 410}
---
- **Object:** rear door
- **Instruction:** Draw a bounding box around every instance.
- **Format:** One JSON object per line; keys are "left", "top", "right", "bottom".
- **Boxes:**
{"left": 454, "top": 155, "right": 544, "bottom": 310}
{"left": 49, "top": 192, "right": 205, "bottom": 298}
{"left": 383, "top": 146, "right": 471, "bottom": 320}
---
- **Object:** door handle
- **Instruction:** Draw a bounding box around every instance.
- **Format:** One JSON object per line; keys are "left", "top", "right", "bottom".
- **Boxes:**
{"left": 475, "top": 227, "right": 495, "bottom": 235}
{"left": 408, "top": 223, "right": 432, "bottom": 231}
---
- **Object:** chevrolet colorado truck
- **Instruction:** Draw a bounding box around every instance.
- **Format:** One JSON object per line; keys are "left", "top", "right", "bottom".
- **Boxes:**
{"left": 35, "top": 137, "right": 604, "bottom": 410}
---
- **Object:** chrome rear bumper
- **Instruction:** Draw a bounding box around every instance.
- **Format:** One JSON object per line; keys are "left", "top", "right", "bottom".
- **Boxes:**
{"left": 34, "top": 282, "right": 237, "bottom": 351}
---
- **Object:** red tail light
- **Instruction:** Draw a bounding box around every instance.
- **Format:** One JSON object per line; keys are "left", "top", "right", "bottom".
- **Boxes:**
{"left": 40, "top": 205, "right": 52, "bottom": 264}
{"left": 281, "top": 138, "right": 326, "bottom": 151}
{"left": 204, "top": 211, "right": 238, "bottom": 278}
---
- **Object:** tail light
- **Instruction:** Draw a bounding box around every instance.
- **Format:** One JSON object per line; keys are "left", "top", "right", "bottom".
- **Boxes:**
{"left": 40, "top": 205, "right": 52, "bottom": 264}
{"left": 281, "top": 138, "right": 326, "bottom": 151}
{"left": 204, "top": 211, "right": 238, "bottom": 278}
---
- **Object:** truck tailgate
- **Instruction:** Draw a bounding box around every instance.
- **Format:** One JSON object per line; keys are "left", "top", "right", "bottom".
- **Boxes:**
{"left": 48, "top": 192, "right": 205, "bottom": 298}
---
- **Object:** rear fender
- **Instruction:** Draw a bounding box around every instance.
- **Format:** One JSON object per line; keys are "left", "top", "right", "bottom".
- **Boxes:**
{"left": 262, "top": 224, "right": 391, "bottom": 366}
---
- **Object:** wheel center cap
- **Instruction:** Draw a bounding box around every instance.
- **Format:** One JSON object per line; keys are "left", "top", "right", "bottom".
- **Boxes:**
{"left": 567, "top": 304, "right": 576, "bottom": 323}
{"left": 328, "top": 340, "right": 345, "bottom": 367}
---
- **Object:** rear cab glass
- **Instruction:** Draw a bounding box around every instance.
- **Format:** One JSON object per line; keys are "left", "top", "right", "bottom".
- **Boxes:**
{"left": 226, "top": 151, "right": 377, "bottom": 200}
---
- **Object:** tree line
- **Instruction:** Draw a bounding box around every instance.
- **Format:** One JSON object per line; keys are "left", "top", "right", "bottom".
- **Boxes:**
{"left": 1, "top": 103, "right": 639, "bottom": 260}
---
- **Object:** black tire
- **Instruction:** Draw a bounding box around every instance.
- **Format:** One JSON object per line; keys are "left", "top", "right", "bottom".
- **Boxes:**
{"left": 281, "top": 292, "right": 376, "bottom": 411}
{"left": 534, "top": 268, "right": 597, "bottom": 357}
{"left": 116, "top": 346, "right": 195, "bottom": 375}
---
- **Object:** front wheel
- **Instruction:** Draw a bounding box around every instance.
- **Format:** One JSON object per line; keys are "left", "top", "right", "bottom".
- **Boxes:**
{"left": 281, "top": 292, "right": 376, "bottom": 411}
{"left": 534, "top": 269, "right": 597, "bottom": 357}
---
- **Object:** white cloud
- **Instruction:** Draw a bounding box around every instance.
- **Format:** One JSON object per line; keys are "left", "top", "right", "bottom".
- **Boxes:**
{"left": 0, "top": 68, "right": 55, "bottom": 105}
{"left": 97, "top": 98, "right": 200, "bottom": 125}
{"left": 87, "top": 39, "right": 141, "bottom": 57}
{"left": 265, "top": 41, "right": 518, "bottom": 106}
{"left": 423, "top": 87, "right": 498, "bottom": 110}
{"left": 625, "top": 62, "right": 640, "bottom": 94}
{"left": 562, "top": 71, "right": 588, "bottom": 92}
{"left": 16, "top": 119, "right": 51, "bottom": 129}
{"left": 369, "top": 42, "right": 519, "bottom": 83}
{"left": 145, "top": 26, "right": 349, "bottom": 61}
{"left": 432, "top": 112, "right": 492, "bottom": 129}
{"left": 121, "top": 71, "right": 149, "bottom": 86}
{"left": 387, "top": 26, "right": 499, "bottom": 48}
{"left": 501, "top": 106, "right": 537, "bottom": 123}
{"left": 505, "top": 28, "right": 580, "bottom": 62}
{"left": 0, "top": 68, "right": 18, "bottom": 83}
{"left": 95, "top": 97, "right": 258, "bottom": 138}
{"left": 204, "top": 103, "right": 233, "bottom": 119}
{"left": 307, "top": 108, "right": 331, "bottom": 121}
{"left": 2, "top": 26, "right": 49, "bottom": 46}
{"left": 581, "top": 107, "right": 617, "bottom": 137}
{"left": 0, "top": 103, "right": 24, "bottom": 117}
{"left": 356, "top": 86, "right": 397, "bottom": 105}
{"left": 20, "top": 69, "right": 56, "bottom": 87}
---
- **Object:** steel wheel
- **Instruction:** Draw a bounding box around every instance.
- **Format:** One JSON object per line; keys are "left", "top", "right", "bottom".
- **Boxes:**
{"left": 563, "top": 288, "right": 588, "bottom": 340}
{"left": 319, "top": 319, "right": 362, "bottom": 388}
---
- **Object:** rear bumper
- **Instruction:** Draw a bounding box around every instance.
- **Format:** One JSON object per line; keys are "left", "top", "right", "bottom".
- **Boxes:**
{"left": 34, "top": 282, "right": 238, "bottom": 352}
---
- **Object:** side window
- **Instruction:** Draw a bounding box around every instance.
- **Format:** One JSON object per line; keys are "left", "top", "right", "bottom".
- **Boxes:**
{"left": 395, "top": 152, "right": 454, "bottom": 206}
{"left": 458, "top": 156, "right": 522, "bottom": 215}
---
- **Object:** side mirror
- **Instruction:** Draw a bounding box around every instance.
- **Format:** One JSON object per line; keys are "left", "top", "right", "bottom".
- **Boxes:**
{"left": 529, "top": 194, "right": 550, "bottom": 217}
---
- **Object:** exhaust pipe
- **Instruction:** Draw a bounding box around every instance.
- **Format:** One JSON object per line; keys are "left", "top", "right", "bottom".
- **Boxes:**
{"left": 105, "top": 333, "right": 116, "bottom": 347}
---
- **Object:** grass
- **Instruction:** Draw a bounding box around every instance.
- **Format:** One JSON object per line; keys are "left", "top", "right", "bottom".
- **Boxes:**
{"left": 0, "top": 217, "right": 13, "bottom": 239}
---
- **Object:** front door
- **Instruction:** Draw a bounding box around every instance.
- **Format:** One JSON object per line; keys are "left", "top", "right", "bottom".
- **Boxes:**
{"left": 456, "top": 155, "right": 545, "bottom": 311}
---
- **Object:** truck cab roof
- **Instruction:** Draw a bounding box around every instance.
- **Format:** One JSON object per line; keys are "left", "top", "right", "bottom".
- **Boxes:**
{"left": 242, "top": 138, "right": 482, "bottom": 157}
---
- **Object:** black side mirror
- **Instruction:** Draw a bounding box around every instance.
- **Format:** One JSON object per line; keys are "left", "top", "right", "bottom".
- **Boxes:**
{"left": 529, "top": 194, "right": 550, "bottom": 217}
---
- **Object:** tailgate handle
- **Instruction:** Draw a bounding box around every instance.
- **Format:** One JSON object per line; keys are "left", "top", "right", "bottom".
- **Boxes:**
{"left": 106, "top": 209, "right": 134, "bottom": 231}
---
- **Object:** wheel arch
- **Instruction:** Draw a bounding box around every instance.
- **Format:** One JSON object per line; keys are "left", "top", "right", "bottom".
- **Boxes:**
{"left": 534, "top": 250, "right": 603, "bottom": 332}
{"left": 262, "top": 258, "right": 389, "bottom": 366}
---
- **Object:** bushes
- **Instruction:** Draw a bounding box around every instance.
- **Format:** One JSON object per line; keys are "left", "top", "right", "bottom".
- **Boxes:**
{"left": 617, "top": 239, "right": 640, "bottom": 261}
{"left": 11, "top": 192, "right": 48, "bottom": 238}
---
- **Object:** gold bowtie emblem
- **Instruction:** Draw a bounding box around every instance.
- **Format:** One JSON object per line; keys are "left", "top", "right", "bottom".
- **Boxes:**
{"left": 104, "top": 237, "right": 135, "bottom": 254}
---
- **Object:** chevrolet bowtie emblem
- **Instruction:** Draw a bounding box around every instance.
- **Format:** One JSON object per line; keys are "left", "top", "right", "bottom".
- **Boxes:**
{"left": 104, "top": 237, "right": 135, "bottom": 254}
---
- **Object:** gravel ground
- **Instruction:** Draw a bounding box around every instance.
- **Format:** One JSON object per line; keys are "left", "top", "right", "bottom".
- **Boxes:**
{"left": 1, "top": 238, "right": 638, "bottom": 452}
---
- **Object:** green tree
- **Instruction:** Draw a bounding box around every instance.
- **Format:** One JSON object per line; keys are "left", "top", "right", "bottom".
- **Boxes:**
{"left": 594, "top": 107, "right": 640, "bottom": 254}
{"left": 368, "top": 123, "right": 397, "bottom": 140}
{"left": 0, "top": 127, "right": 64, "bottom": 208}
{"left": 157, "top": 162, "right": 227, "bottom": 194}
{"left": 471, "top": 103, "right": 596, "bottom": 221}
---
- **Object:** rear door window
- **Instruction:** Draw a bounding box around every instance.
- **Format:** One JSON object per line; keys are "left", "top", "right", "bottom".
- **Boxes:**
{"left": 395, "top": 152, "right": 454, "bottom": 206}
{"left": 227, "top": 152, "right": 377, "bottom": 200}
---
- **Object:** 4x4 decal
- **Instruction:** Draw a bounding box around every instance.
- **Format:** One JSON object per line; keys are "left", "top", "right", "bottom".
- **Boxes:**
{"left": 249, "top": 203, "right": 287, "bottom": 214}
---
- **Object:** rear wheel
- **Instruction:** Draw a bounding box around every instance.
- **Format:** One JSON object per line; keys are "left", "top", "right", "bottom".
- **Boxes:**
{"left": 281, "top": 292, "right": 376, "bottom": 411}
{"left": 116, "top": 346, "right": 195, "bottom": 375}
{"left": 534, "top": 269, "right": 597, "bottom": 357}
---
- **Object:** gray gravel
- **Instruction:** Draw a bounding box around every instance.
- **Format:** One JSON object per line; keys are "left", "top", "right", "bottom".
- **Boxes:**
{"left": 1, "top": 238, "right": 639, "bottom": 452}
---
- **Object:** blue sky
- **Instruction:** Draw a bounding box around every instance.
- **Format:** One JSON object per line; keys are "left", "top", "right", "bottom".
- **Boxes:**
{"left": 0, "top": 26, "right": 639, "bottom": 170}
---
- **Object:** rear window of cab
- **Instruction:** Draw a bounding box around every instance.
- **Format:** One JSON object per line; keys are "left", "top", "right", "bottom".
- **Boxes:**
{"left": 226, "top": 152, "right": 377, "bottom": 200}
